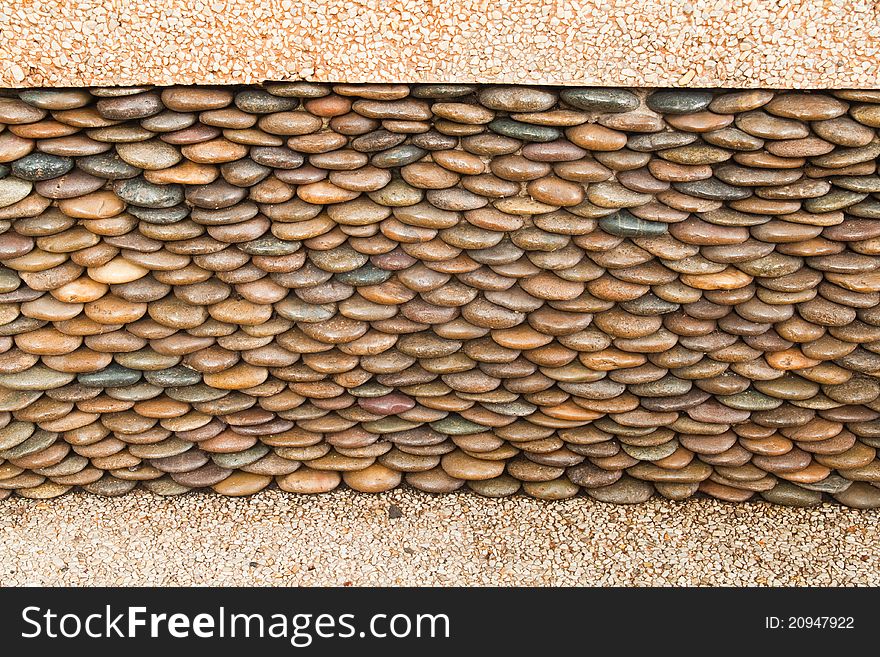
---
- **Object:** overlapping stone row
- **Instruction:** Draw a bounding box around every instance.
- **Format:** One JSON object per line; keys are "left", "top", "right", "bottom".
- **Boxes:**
{"left": 2, "top": 83, "right": 880, "bottom": 506}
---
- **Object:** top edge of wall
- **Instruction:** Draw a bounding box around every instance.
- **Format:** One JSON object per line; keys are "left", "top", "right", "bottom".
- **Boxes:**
{"left": 2, "top": 0, "right": 879, "bottom": 90}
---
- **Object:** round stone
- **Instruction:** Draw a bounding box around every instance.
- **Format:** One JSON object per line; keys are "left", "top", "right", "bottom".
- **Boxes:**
{"left": 646, "top": 90, "right": 714, "bottom": 114}
{"left": 343, "top": 464, "right": 402, "bottom": 492}
{"left": 116, "top": 140, "right": 182, "bottom": 170}
{"left": 761, "top": 482, "right": 823, "bottom": 507}
{"left": 441, "top": 450, "right": 505, "bottom": 480}
{"left": 114, "top": 178, "right": 184, "bottom": 207}
{"left": 600, "top": 210, "right": 667, "bottom": 237}
{"left": 0, "top": 178, "right": 33, "bottom": 208}
{"left": 478, "top": 87, "right": 557, "bottom": 112}
{"left": 406, "top": 468, "right": 465, "bottom": 493}
{"left": 11, "top": 154, "right": 74, "bottom": 181}
{"left": 587, "top": 476, "right": 655, "bottom": 503}
{"left": 833, "top": 482, "right": 880, "bottom": 509}
{"left": 277, "top": 468, "right": 341, "bottom": 494}
{"left": 467, "top": 474, "right": 521, "bottom": 497}
{"left": 212, "top": 472, "right": 272, "bottom": 496}
{"left": 561, "top": 88, "right": 639, "bottom": 112}
{"left": 488, "top": 118, "right": 560, "bottom": 142}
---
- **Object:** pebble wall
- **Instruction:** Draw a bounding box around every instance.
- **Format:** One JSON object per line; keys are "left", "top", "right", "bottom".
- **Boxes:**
{"left": 2, "top": 83, "right": 880, "bottom": 507}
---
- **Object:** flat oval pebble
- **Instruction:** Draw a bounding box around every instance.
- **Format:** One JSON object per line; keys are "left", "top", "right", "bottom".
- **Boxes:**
{"left": 342, "top": 464, "right": 402, "bottom": 492}
{"left": 277, "top": 468, "right": 341, "bottom": 494}
{"left": 478, "top": 87, "right": 557, "bottom": 112}
{"left": 0, "top": 178, "right": 33, "bottom": 207}
{"left": 441, "top": 450, "right": 506, "bottom": 480}
{"left": 561, "top": 88, "right": 639, "bottom": 113}
{"left": 588, "top": 476, "right": 654, "bottom": 503}
{"left": 211, "top": 471, "right": 271, "bottom": 496}
{"left": 646, "top": 91, "right": 713, "bottom": 114}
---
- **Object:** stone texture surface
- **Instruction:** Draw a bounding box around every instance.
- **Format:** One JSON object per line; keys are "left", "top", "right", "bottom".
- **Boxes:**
{"left": 0, "top": 1, "right": 878, "bottom": 89}
{"left": 0, "top": 83, "right": 880, "bottom": 507}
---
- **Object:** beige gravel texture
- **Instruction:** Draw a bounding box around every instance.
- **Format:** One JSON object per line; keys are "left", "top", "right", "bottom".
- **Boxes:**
{"left": 1, "top": 0, "right": 878, "bottom": 89}
{"left": 1, "top": 489, "right": 877, "bottom": 586}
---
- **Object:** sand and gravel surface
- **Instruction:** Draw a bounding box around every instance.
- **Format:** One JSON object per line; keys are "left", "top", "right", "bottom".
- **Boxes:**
{"left": 1, "top": 0, "right": 878, "bottom": 89}
{"left": 1, "top": 489, "right": 878, "bottom": 586}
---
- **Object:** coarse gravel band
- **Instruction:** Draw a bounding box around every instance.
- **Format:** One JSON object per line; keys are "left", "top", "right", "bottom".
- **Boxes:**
{"left": 2, "top": 488, "right": 879, "bottom": 586}
{"left": 1, "top": 1, "right": 879, "bottom": 89}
